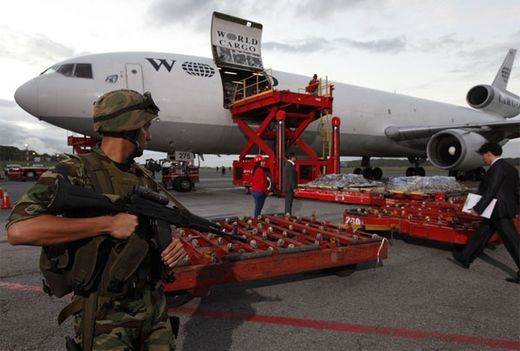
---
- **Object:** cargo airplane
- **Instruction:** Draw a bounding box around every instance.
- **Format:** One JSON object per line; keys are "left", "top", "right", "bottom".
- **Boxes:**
{"left": 14, "top": 49, "right": 520, "bottom": 180}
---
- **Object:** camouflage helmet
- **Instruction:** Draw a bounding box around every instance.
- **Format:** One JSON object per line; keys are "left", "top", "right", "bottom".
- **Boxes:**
{"left": 93, "top": 89, "right": 160, "bottom": 133}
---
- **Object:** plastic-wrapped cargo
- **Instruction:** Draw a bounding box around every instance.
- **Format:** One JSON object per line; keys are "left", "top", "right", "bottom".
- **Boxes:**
{"left": 386, "top": 176, "right": 466, "bottom": 194}
{"left": 302, "top": 173, "right": 384, "bottom": 190}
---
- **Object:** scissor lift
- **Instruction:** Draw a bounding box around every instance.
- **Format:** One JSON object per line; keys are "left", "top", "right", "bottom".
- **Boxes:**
{"left": 230, "top": 76, "right": 340, "bottom": 193}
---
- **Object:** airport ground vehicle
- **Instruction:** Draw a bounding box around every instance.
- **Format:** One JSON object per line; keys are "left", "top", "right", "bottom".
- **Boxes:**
{"left": 5, "top": 164, "right": 48, "bottom": 181}
{"left": 161, "top": 157, "right": 200, "bottom": 192}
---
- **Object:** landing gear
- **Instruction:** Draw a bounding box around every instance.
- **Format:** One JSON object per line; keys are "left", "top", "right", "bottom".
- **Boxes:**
{"left": 449, "top": 167, "right": 485, "bottom": 181}
{"left": 359, "top": 166, "right": 383, "bottom": 180}
{"left": 355, "top": 157, "right": 383, "bottom": 180}
{"left": 406, "top": 156, "right": 426, "bottom": 177}
{"left": 405, "top": 166, "right": 425, "bottom": 177}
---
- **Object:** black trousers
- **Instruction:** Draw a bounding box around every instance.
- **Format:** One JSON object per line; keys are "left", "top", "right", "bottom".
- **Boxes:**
{"left": 461, "top": 217, "right": 520, "bottom": 270}
{"left": 284, "top": 192, "right": 294, "bottom": 215}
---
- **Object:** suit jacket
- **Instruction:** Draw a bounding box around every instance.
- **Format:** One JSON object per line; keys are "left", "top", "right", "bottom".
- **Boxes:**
{"left": 283, "top": 161, "right": 297, "bottom": 193}
{"left": 474, "top": 158, "right": 520, "bottom": 219}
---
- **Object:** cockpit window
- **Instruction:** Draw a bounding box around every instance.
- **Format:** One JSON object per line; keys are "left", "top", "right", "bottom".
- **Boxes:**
{"left": 41, "top": 65, "right": 59, "bottom": 75}
{"left": 74, "top": 64, "right": 93, "bottom": 78}
{"left": 39, "top": 63, "right": 93, "bottom": 78}
{"left": 57, "top": 64, "right": 74, "bottom": 77}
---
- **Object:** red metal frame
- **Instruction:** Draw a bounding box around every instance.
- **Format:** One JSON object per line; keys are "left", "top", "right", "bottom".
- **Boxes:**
{"left": 342, "top": 198, "right": 505, "bottom": 245}
{"left": 67, "top": 135, "right": 99, "bottom": 154}
{"left": 294, "top": 188, "right": 385, "bottom": 206}
{"left": 165, "top": 214, "right": 388, "bottom": 296}
{"left": 230, "top": 90, "right": 340, "bottom": 192}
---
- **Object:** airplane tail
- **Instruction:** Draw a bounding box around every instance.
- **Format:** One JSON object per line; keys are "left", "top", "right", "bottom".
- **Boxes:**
{"left": 491, "top": 48, "right": 516, "bottom": 90}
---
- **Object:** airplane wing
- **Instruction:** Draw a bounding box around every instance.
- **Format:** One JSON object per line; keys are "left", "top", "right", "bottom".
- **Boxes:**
{"left": 384, "top": 119, "right": 520, "bottom": 141}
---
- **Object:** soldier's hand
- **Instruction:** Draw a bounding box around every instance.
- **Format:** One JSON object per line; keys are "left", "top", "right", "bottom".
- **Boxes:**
{"left": 161, "top": 238, "right": 187, "bottom": 268}
{"left": 108, "top": 213, "right": 138, "bottom": 239}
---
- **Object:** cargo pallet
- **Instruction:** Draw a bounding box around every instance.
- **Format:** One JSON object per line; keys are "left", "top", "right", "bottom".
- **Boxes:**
{"left": 165, "top": 214, "right": 388, "bottom": 297}
{"left": 343, "top": 198, "right": 501, "bottom": 245}
{"left": 294, "top": 187, "right": 385, "bottom": 206}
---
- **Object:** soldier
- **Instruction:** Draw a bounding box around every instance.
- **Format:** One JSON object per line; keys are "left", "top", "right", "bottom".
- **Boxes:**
{"left": 6, "top": 89, "right": 186, "bottom": 350}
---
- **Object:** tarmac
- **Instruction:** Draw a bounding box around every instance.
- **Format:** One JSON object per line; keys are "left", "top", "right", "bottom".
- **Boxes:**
{"left": 1, "top": 168, "right": 519, "bottom": 351}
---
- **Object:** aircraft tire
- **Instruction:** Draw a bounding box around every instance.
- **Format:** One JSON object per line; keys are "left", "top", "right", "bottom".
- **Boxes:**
{"left": 405, "top": 167, "right": 415, "bottom": 176}
{"left": 353, "top": 167, "right": 362, "bottom": 175}
{"left": 362, "top": 167, "right": 373, "bottom": 179}
{"left": 372, "top": 167, "right": 383, "bottom": 180}
{"left": 415, "top": 167, "right": 426, "bottom": 177}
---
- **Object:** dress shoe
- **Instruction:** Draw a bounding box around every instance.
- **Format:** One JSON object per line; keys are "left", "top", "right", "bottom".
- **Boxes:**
{"left": 451, "top": 252, "right": 470, "bottom": 269}
{"left": 505, "top": 271, "right": 520, "bottom": 284}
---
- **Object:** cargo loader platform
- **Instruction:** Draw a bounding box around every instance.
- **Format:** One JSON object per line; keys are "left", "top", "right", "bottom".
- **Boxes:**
{"left": 165, "top": 214, "right": 388, "bottom": 298}
{"left": 294, "top": 187, "right": 385, "bottom": 206}
{"left": 343, "top": 198, "right": 503, "bottom": 245}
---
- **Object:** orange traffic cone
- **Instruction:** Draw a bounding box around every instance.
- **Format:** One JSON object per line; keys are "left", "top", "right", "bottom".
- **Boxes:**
{"left": 1, "top": 190, "right": 12, "bottom": 209}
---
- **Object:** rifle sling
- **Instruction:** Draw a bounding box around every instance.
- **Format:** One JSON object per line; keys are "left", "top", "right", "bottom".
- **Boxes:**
{"left": 136, "top": 163, "right": 187, "bottom": 210}
{"left": 78, "top": 153, "right": 112, "bottom": 350}
{"left": 82, "top": 292, "right": 98, "bottom": 351}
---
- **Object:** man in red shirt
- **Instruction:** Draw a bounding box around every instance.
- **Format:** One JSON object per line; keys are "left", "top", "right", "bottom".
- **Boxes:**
{"left": 306, "top": 74, "right": 319, "bottom": 95}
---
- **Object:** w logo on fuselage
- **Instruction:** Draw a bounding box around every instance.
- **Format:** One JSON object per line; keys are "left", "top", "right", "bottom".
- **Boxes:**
{"left": 146, "top": 58, "right": 176, "bottom": 72}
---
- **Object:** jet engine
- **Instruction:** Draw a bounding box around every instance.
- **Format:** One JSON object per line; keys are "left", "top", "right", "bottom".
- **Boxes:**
{"left": 466, "top": 84, "right": 520, "bottom": 118}
{"left": 426, "top": 129, "right": 487, "bottom": 170}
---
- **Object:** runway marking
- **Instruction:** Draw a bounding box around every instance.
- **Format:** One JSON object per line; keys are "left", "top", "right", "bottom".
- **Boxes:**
{"left": 0, "top": 281, "right": 43, "bottom": 294}
{"left": 1, "top": 281, "right": 518, "bottom": 350}
{"left": 171, "top": 306, "right": 520, "bottom": 350}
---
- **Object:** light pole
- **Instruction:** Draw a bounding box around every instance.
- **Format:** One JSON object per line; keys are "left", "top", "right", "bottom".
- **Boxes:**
{"left": 24, "top": 144, "right": 29, "bottom": 165}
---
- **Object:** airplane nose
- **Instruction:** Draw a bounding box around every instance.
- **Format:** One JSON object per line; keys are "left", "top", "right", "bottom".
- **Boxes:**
{"left": 14, "top": 80, "right": 39, "bottom": 116}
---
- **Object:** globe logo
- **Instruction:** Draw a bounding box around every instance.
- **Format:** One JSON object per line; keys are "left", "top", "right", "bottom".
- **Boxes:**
{"left": 182, "top": 62, "right": 216, "bottom": 77}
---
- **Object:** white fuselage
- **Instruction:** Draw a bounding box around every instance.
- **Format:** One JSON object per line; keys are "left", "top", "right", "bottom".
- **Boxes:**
{"left": 15, "top": 52, "right": 506, "bottom": 158}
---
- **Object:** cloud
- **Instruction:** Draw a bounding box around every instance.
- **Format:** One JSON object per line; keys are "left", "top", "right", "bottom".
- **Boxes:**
{"left": 0, "top": 99, "right": 16, "bottom": 108}
{"left": 0, "top": 107, "right": 68, "bottom": 155}
{"left": 0, "top": 27, "right": 75, "bottom": 65}
{"left": 338, "top": 37, "right": 407, "bottom": 53}
{"left": 264, "top": 36, "right": 407, "bottom": 54}
{"left": 417, "top": 34, "right": 465, "bottom": 52}
{"left": 295, "top": 0, "right": 384, "bottom": 18}
{"left": 263, "top": 37, "right": 330, "bottom": 53}
{"left": 146, "top": 0, "right": 258, "bottom": 29}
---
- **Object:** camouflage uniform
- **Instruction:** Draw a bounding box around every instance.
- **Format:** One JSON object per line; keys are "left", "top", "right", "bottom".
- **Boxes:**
{"left": 6, "top": 90, "right": 176, "bottom": 350}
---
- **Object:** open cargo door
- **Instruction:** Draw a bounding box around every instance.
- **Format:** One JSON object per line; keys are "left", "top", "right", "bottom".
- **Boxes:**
{"left": 211, "top": 12, "right": 271, "bottom": 107}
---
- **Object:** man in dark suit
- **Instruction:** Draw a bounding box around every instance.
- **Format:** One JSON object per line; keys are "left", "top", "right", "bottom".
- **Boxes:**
{"left": 452, "top": 142, "right": 520, "bottom": 283}
{"left": 283, "top": 153, "right": 298, "bottom": 215}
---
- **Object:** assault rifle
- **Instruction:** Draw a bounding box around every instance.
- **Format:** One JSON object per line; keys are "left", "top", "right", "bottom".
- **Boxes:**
{"left": 48, "top": 179, "right": 247, "bottom": 251}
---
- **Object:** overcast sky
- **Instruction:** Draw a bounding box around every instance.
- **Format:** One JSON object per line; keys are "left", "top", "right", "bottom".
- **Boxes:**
{"left": 1, "top": 0, "right": 519, "bottom": 165}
